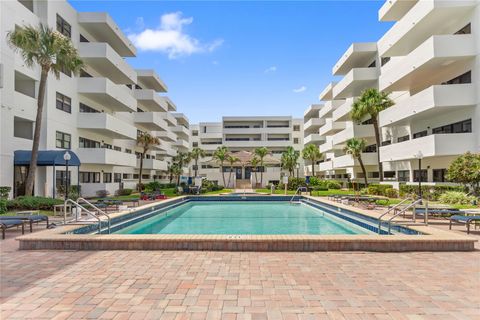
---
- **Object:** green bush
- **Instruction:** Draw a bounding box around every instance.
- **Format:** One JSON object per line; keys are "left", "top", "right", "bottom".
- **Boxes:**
{"left": 367, "top": 184, "right": 393, "bottom": 196}
{"left": 327, "top": 180, "right": 342, "bottom": 190}
{"left": 116, "top": 188, "right": 133, "bottom": 196}
{"left": 0, "top": 186, "right": 11, "bottom": 199}
{"left": 399, "top": 184, "right": 466, "bottom": 201}
{"left": 7, "top": 196, "right": 63, "bottom": 210}
{"left": 0, "top": 199, "right": 7, "bottom": 214}
{"left": 144, "top": 181, "right": 161, "bottom": 192}
{"left": 56, "top": 185, "right": 81, "bottom": 200}
{"left": 308, "top": 177, "right": 321, "bottom": 186}
{"left": 384, "top": 188, "right": 398, "bottom": 198}
{"left": 200, "top": 179, "right": 224, "bottom": 193}
{"left": 439, "top": 191, "right": 477, "bottom": 205}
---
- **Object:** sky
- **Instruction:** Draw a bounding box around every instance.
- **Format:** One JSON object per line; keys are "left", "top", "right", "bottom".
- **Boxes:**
{"left": 70, "top": 0, "right": 393, "bottom": 124}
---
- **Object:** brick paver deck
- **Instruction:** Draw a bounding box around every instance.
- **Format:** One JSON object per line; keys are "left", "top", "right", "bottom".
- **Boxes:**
{"left": 1, "top": 233, "right": 479, "bottom": 319}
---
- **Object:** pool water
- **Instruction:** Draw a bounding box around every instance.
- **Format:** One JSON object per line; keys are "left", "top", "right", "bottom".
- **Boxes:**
{"left": 115, "top": 201, "right": 371, "bottom": 235}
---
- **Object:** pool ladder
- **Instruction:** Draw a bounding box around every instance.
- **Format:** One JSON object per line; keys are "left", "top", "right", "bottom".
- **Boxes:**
{"left": 64, "top": 198, "right": 111, "bottom": 234}
{"left": 377, "top": 198, "right": 425, "bottom": 234}
{"left": 290, "top": 187, "right": 306, "bottom": 204}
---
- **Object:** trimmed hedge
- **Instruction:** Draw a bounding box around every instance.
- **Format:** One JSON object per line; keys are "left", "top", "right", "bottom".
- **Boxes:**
{"left": 116, "top": 188, "right": 133, "bottom": 196}
{"left": 6, "top": 196, "right": 63, "bottom": 211}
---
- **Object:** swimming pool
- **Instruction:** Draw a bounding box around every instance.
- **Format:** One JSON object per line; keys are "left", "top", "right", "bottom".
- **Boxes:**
{"left": 114, "top": 201, "right": 371, "bottom": 235}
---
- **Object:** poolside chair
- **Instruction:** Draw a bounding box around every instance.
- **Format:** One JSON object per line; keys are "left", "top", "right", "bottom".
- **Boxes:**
{"left": 449, "top": 215, "right": 480, "bottom": 234}
{"left": 1, "top": 219, "right": 25, "bottom": 239}
{"left": 0, "top": 215, "right": 49, "bottom": 232}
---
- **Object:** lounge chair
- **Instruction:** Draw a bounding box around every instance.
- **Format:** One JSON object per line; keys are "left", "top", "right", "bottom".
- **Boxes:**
{"left": 1, "top": 219, "right": 25, "bottom": 239}
{"left": 449, "top": 215, "right": 480, "bottom": 234}
{"left": 0, "top": 215, "right": 49, "bottom": 232}
{"left": 414, "top": 208, "right": 463, "bottom": 217}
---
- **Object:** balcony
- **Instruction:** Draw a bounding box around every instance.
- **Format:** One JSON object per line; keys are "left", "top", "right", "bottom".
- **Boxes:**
{"left": 332, "top": 42, "right": 377, "bottom": 76}
{"left": 379, "top": 84, "right": 476, "bottom": 127}
{"left": 319, "top": 160, "right": 333, "bottom": 171}
{"left": 304, "top": 104, "right": 322, "bottom": 121}
{"left": 332, "top": 124, "right": 374, "bottom": 146}
{"left": 136, "top": 69, "right": 167, "bottom": 92}
{"left": 379, "top": 35, "right": 476, "bottom": 92}
{"left": 78, "top": 43, "right": 137, "bottom": 84}
{"left": 379, "top": 0, "right": 418, "bottom": 22}
{"left": 156, "top": 131, "right": 177, "bottom": 142}
{"left": 172, "top": 125, "right": 190, "bottom": 139}
{"left": 319, "top": 139, "right": 333, "bottom": 153}
{"left": 137, "top": 159, "right": 167, "bottom": 171}
{"left": 13, "top": 91, "right": 37, "bottom": 121}
{"left": 224, "top": 140, "right": 290, "bottom": 148}
{"left": 134, "top": 112, "right": 169, "bottom": 131}
{"left": 332, "top": 98, "right": 355, "bottom": 122}
{"left": 78, "top": 78, "right": 136, "bottom": 112}
{"left": 333, "top": 153, "right": 378, "bottom": 168}
{"left": 161, "top": 112, "right": 177, "bottom": 126}
{"left": 77, "top": 113, "right": 137, "bottom": 140}
{"left": 318, "top": 100, "right": 343, "bottom": 120}
{"left": 378, "top": 0, "right": 476, "bottom": 57}
{"left": 174, "top": 139, "right": 190, "bottom": 151}
{"left": 173, "top": 113, "right": 189, "bottom": 127}
{"left": 157, "top": 146, "right": 177, "bottom": 157}
{"left": 304, "top": 134, "right": 325, "bottom": 145}
{"left": 332, "top": 67, "right": 379, "bottom": 99}
{"left": 76, "top": 148, "right": 137, "bottom": 167}
{"left": 379, "top": 133, "right": 476, "bottom": 162}
{"left": 304, "top": 118, "right": 325, "bottom": 133}
{"left": 162, "top": 96, "right": 177, "bottom": 111}
{"left": 319, "top": 119, "right": 346, "bottom": 137}
{"left": 134, "top": 89, "right": 168, "bottom": 112}
{"left": 318, "top": 82, "right": 336, "bottom": 101}
{"left": 78, "top": 12, "right": 136, "bottom": 57}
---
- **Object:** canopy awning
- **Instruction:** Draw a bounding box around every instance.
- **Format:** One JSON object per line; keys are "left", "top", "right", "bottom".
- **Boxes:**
{"left": 14, "top": 150, "right": 81, "bottom": 166}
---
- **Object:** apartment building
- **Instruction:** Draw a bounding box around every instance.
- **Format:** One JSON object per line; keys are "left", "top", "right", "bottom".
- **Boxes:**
{"left": 305, "top": 0, "right": 480, "bottom": 186}
{"left": 191, "top": 116, "right": 304, "bottom": 188}
{"left": 0, "top": 0, "right": 188, "bottom": 197}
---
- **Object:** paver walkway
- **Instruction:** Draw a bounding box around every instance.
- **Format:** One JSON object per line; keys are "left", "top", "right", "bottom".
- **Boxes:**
{"left": 1, "top": 234, "right": 479, "bottom": 319}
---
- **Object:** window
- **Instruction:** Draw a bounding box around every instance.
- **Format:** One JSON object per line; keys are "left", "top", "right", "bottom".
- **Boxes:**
{"left": 398, "top": 170, "right": 409, "bottom": 182}
{"left": 125, "top": 149, "right": 132, "bottom": 154}
{"left": 364, "top": 144, "right": 377, "bottom": 153}
{"left": 192, "top": 131, "right": 198, "bottom": 136}
{"left": 381, "top": 140, "right": 391, "bottom": 146}
{"left": 79, "top": 137, "right": 100, "bottom": 148}
{"left": 361, "top": 118, "right": 374, "bottom": 125}
{"left": 122, "top": 173, "right": 131, "bottom": 180}
{"left": 433, "top": 169, "right": 447, "bottom": 182}
{"left": 14, "top": 117, "right": 33, "bottom": 140}
{"left": 442, "top": 71, "right": 471, "bottom": 85}
{"left": 413, "top": 170, "right": 428, "bottom": 182}
{"left": 80, "top": 69, "right": 92, "bottom": 78}
{"left": 293, "top": 125, "right": 300, "bottom": 131}
{"left": 103, "top": 173, "right": 112, "bottom": 183}
{"left": 135, "top": 152, "right": 142, "bottom": 159}
{"left": 368, "top": 60, "right": 376, "bottom": 68}
{"left": 59, "top": 65, "right": 71, "bottom": 77}
{"left": 293, "top": 138, "right": 299, "bottom": 144}
{"left": 455, "top": 23, "right": 471, "bottom": 35}
{"left": 432, "top": 119, "right": 471, "bottom": 134}
{"left": 114, "top": 173, "right": 122, "bottom": 183}
{"left": 114, "top": 146, "right": 121, "bottom": 152}
{"left": 142, "top": 174, "right": 149, "bottom": 180}
{"left": 192, "top": 142, "right": 198, "bottom": 147}
{"left": 56, "top": 131, "right": 71, "bottom": 149}
{"left": 79, "top": 172, "right": 100, "bottom": 183}
{"left": 133, "top": 174, "right": 139, "bottom": 179}
{"left": 56, "top": 92, "right": 71, "bottom": 113}
{"left": 79, "top": 103, "right": 99, "bottom": 113}
{"left": 80, "top": 34, "right": 89, "bottom": 42}
{"left": 383, "top": 171, "right": 396, "bottom": 179}
{"left": 137, "top": 107, "right": 144, "bottom": 112}
{"left": 413, "top": 130, "right": 427, "bottom": 139}
{"left": 102, "top": 143, "right": 112, "bottom": 149}
{"left": 56, "top": 14, "right": 71, "bottom": 38}
{"left": 381, "top": 57, "right": 390, "bottom": 66}
{"left": 203, "top": 126, "right": 207, "bottom": 133}
{"left": 55, "top": 170, "right": 71, "bottom": 189}
{"left": 397, "top": 135, "right": 410, "bottom": 143}
{"left": 369, "top": 172, "right": 380, "bottom": 178}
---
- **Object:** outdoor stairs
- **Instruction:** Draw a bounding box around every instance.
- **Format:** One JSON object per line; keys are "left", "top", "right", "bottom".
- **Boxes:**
{"left": 235, "top": 179, "right": 252, "bottom": 189}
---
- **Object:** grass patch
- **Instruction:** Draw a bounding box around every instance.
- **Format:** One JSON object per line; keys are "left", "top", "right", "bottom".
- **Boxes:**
{"left": 5, "top": 210, "right": 55, "bottom": 216}
{"left": 203, "top": 189, "right": 232, "bottom": 195}
{"left": 255, "top": 189, "right": 298, "bottom": 195}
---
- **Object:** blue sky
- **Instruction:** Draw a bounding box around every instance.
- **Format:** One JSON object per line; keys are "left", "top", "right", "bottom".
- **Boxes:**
{"left": 70, "top": 1, "right": 393, "bottom": 123}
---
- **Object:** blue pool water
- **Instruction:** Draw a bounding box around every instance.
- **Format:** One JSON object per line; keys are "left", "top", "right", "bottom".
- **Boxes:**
{"left": 114, "top": 201, "right": 371, "bottom": 235}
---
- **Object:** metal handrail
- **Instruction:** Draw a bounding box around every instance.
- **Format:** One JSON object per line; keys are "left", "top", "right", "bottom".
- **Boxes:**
{"left": 290, "top": 187, "right": 305, "bottom": 203}
{"left": 76, "top": 198, "right": 111, "bottom": 234}
{"left": 377, "top": 197, "right": 412, "bottom": 222}
{"left": 64, "top": 199, "right": 104, "bottom": 233}
{"left": 379, "top": 198, "right": 422, "bottom": 234}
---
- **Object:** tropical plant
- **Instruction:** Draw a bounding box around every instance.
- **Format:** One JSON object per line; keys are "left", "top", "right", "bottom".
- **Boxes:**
{"left": 226, "top": 155, "right": 239, "bottom": 188}
{"left": 189, "top": 147, "right": 206, "bottom": 177}
{"left": 136, "top": 132, "right": 160, "bottom": 189}
{"left": 7, "top": 24, "right": 83, "bottom": 196}
{"left": 302, "top": 144, "right": 322, "bottom": 177}
{"left": 172, "top": 152, "right": 191, "bottom": 186}
{"left": 351, "top": 88, "right": 394, "bottom": 182}
{"left": 249, "top": 156, "right": 260, "bottom": 187}
{"left": 281, "top": 146, "right": 300, "bottom": 177}
{"left": 254, "top": 147, "right": 269, "bottom": 186}
{"left": 445, "top": 152, "right": 480, "bottom": 195}
{"left": 439, "top": 191, "right": 477, "bottom": 205}
{"left": 213, "top": 146, "right": 229, "bottom": 187}
{"left": 344, "top": 138, "right": 368, "bottom": 186}
{"left": 168, "top": 163, "right": 182, "bottom": 186}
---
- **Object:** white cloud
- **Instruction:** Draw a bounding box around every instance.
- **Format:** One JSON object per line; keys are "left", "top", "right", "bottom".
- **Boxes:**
{"left": 264, "top": 66, "right": 277, "bottom": 73}
{"left": 128, "top": 12, "right": 223, "bottom": 59}
{"left": 293, "top": 86, "right": 307, "bottom": 93}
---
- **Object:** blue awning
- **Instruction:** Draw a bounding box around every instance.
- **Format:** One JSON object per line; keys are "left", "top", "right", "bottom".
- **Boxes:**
{"left": 14, "top": 150, "right": 81, "bottom": 166}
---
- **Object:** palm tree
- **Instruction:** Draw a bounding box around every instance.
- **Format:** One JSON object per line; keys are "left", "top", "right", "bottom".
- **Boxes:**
{"left": 226, "top": 155, "right": 239, "bottom": 188}
{"left": 302, "top": 144, "right": 322, "bottom": 177}
{"left": 250, "top": 156, "right": 260, "bottom": 187}
{"left": 7, "top": 24, "right": 83, "bottom": 196}
{"left": 254, "top": 147, "right": 269, "bottom": 186}
{"left": 344, "top": 138, "right": 368, "bottom": 186}
{"left": 189, "top": 147, "right": 205, "bottom": 177}
{"left": 137, "top": 132, "right": 160, "bottom": 190}
{"left": 351, "top": 88, "right": 394, "bottom": 181}
{"left": 281, "top": 147, "right": 299, "bottom": 177}
{"left": 213, "top": 146, "right": 228, "bottom": 187}
{"left": 172, "top": 152, "right": 191, "bottom": 186}
{"left": 167, "top": 164, "right": 177, "bottom": 184}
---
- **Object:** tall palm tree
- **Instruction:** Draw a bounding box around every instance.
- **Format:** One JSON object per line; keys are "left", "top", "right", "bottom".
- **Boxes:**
{"left": 172, "top": 152, "right": 191, "bottom": 186}
{"left": 344, "top": 138, "right": 368, "bottom": 186}
{"left": 351, "top": 88, "right": 394, "bottom": 181}
{"left": 250, "top": 156, "right": 260, "bottom": 187}
{"left": 189, "top": 147, "right": 205, "bottom": 177}
{"left": 254, "top": 147, "right": 269, "bottom": 186}
{"left": 167, "top": 164, "right": 177, "bottom": 184}
{"left": 302, "top": 144, "right": 322, "bottom": 177}
{"left": 213, "top": 146, "right": 228, "bottom": 187}
{"left": 226, "top": 155, "right": 240, "bottom": 188}
{"left": 7, "top": 24, "right": 83, "bottom": 196}
{"left": 137, "top": 132, "right": 160, "bottom": 189}
{"left": 281, "top": 147, "right": 299, "bottom": 177}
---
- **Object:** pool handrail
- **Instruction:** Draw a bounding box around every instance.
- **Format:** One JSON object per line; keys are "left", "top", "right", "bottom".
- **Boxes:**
{"left": 64, "top": 198, "right": 111, "bottom": 234}
{"left": 377, "top": 198, "right": 412, "bottom": 234}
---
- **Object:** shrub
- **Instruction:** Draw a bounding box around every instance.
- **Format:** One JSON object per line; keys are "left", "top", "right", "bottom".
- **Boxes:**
{"left": 327, "top": 180, "right": 342, "bottom": 190}
{"left": 0, "top": 199, "right": 7, "bottom": 214}
{"left": 439, "top": 191, "right": 477, "bottom": 205}
{"left": 0, "top": 186, "right": 11, "bottom": 199}
{"left": 144, "top": 181, "right": 161, "bottom": 192}
{"left": 367, "top": 184, "right": 393, "bottom": 196}
{"left": 95, "top": 190, "right": 110, "bottom": 198}
{"left": 286, "top": 177, "right": 307, "bottom": 191}
{"left": 384, "top": 188, "right": 398, "bottom": 198}
{"left": 116, "top": 188, "right": 133, "bottom": 196}
{"left": 200, "top": 180, "right": 224, "bottom": 193}
{"left": 399, "top": 184, "right": 466, "bottom": 201}
{"left": 308, "top": 177, "right": 321, "bottom": 186}
{"left": 445, "top": 152, "right": 480, "bottom": 195}
{"left": 57, "top": 185, "right": 81, "bottom": 200}
{"left": 7, "top": 196, "right": 62, "bottom": 210}
{"left": 312, "top": 186, "right": 328, "bottom": 191}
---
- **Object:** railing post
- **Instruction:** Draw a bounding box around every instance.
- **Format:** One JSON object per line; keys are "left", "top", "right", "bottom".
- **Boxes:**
{"left": 412, "top": 203, "right": 416, "bottom": 223}
{"left": 424, "top": 199, "right": 428, "bottom": 226}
